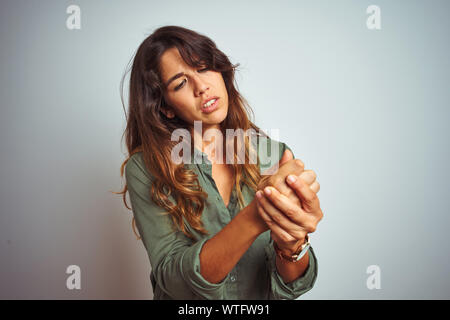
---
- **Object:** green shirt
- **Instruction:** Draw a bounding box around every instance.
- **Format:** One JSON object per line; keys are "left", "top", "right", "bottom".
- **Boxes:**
{"left": 125, "top": 135, "right": 318, "bottom": 300}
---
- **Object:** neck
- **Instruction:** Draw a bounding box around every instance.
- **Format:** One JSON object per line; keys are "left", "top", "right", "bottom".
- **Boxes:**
{"left": 191, "top": 123, "right": 224, "bottom": 164}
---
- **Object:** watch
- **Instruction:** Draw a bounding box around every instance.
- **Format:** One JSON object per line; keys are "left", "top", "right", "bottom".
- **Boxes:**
{"left": 273, "top": 234, "right": 311, "bottom": 262}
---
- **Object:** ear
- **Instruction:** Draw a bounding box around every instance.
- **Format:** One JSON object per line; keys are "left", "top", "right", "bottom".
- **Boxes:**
{"left": 162, "top": 108, "right": 175, "bottom": 119}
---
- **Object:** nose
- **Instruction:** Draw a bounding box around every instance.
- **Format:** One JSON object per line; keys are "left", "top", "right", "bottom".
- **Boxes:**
{"left": 193, "top": 75, "right": 209, "bottom": 96}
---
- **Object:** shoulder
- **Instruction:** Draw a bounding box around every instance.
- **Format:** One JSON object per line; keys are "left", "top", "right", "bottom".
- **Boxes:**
{"left": 254, "top": 133, "right": 292, "bottom": 160}
{"left": 252, "top": 133, "right": 293, "bottom": 171}
{"left": 125, "top": 151, "right": 153, "bottom": 183}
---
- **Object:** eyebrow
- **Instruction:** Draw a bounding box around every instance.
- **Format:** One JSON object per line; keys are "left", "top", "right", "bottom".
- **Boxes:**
{"left": 165, "top": 72, "right": 185, "bottom": 88}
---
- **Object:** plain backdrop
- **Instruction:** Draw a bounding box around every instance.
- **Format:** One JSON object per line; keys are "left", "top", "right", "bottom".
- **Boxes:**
{"left": 0, "top": 0, "right": 449, "bottom": 299}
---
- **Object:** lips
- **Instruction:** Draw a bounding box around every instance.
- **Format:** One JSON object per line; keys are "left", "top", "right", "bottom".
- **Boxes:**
{"left": 201, "top": 98, "right": 219, "bottom": 113}
{"left": 201, "top": 96, "right": 219, "bottom": 108}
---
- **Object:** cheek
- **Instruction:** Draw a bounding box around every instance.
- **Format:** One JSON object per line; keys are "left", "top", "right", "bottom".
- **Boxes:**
{"left": 165, "top": 94, "right": 187, "bottom": 111}
{"left": 163, "top": 93, "right": 174, "bottom": 108}
{"left": 219, "top": 80, "right": 229, "bottom": 100}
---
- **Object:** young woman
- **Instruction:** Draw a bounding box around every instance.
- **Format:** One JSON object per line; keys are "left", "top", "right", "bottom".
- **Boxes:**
{"left": 117, "top": 25, "right": 323, "bottom": 300}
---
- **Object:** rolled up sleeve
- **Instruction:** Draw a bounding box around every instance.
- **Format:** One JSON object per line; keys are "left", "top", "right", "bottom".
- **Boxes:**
{"left": 265, "top": 240, "right": 318, "bottom": 300}
{"left": 179, "top": 236, "right": 230, "bottom": 298}
{"left": 125, "top": 155, "right": 228, "bottom": 299}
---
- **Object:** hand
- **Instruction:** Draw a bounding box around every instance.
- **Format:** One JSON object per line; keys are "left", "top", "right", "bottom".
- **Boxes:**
{"left": 255, "top": 151, "right": 323, "bottom": 253}
{"left": 258, "top": 149, "right": 320, "bottom": 211}
{"left": 257, "top": 149, "right": 305, "bottom": 209}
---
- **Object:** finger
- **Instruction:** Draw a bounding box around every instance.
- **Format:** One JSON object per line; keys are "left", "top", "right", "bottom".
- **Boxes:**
{"left": 299, "top": 170, "right": 316, "bottom": 186}
{"left": 262, "top": 187, "right": 316, "bottom": 233}
{"left": 310, "top": 180, "right": 320, "bottom": 193}
{"left": 285, "top": 175, "right": 320, "bottom": 214}
{"left": 255, "top": 198, "right": 297, "bottom": 243}
{"left": 265, "top": 159, "right": 305, "bottom": 197}
{"left": 297, "top": 170, "right": 319, "bottom": 194}
{"left": 257, "top": 189, "right": 310, "bottom": 239}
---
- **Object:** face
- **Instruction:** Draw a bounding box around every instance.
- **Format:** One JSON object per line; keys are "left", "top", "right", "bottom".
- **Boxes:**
{"left": 159, "top": 47, "right": 229, "bottom": 131}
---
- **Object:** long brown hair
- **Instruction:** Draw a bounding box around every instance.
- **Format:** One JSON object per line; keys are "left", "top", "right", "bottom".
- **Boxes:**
{"left": 114, "top": 25, "right": 267, "bottom": 240}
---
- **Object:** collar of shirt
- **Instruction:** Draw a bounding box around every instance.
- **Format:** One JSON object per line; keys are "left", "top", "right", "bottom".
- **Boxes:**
{"left": 187, "top": 146, "right": 239, "bottom": 212}
{"left": 186, "top": 146, "right": 212, "bottom": 173}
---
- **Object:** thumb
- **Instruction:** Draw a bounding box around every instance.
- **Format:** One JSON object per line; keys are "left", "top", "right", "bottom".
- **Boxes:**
{"left": 279, "top": 148, "right": 293, "bottom": 166}
{"left": 262, "top": 148, "right": 294, "bottom": 176}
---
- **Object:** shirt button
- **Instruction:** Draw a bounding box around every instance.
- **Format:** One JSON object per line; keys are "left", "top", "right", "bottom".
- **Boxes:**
{"left": 230, "top": 275, "right": 236, "bottom": 282}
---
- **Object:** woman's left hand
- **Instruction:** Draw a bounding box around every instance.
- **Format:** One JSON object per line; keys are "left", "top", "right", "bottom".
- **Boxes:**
{"left": 255, "top": 170, "right": 323, "bottom": 253}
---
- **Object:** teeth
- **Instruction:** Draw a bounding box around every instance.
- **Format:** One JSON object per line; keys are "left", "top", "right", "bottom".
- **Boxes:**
{"left": 203, "top": 98, "right": 217, "bottom": 108}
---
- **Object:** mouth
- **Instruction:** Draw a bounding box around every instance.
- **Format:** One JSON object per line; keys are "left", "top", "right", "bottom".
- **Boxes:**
{"left": 201, "top": 97, "right": 219, "bottom": 113}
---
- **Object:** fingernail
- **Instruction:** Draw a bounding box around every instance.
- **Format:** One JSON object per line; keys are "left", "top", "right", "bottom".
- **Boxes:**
{"left": 264, "top": 187, "right": 272, "bottom": 196}
{"left": 287, "top": 175, "right": 297, "bottom": 183}
{"left": 256, "top": 191, "right": 263, "bottom": 199}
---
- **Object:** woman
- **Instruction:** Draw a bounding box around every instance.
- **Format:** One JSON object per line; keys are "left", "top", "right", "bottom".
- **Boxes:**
{"left": 117, "top": 25, "right": 323, "bottom": 299}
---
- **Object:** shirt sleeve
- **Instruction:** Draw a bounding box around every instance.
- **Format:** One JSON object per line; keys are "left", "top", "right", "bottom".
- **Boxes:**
{"left": 265, "top": 141, "right": 319, "bottom": 299}
{"left": 265, "top": 239, "right": 318, "bottom": 300}
{"left": 125, "top": 155, "right": 229, "bottom": 300}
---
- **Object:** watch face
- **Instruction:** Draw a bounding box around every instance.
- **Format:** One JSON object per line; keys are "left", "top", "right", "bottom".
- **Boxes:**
{"left": 295, "top": 243, "right": 311, "bottom": 261}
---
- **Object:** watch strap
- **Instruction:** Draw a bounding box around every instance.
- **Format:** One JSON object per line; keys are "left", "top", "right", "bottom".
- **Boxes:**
{"left": 273, "top": 234, "right": 310, "bottom": 262}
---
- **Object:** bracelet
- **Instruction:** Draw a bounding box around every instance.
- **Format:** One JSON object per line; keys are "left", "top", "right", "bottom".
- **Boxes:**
{"left": 273, "top": 234, "right": 310, "bottom": 263}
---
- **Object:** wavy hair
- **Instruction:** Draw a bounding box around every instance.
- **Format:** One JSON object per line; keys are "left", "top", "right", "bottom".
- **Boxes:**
{"left": 114, "top": 25, "right": 267, "bottom": 240}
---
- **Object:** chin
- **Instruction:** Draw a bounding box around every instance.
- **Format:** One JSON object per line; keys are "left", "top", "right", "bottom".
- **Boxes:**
{"left": 215, "top": 112, "right": 228, "bottom": 126}
{"left": 204, "top": 109, "right": 228, "bottom": 125}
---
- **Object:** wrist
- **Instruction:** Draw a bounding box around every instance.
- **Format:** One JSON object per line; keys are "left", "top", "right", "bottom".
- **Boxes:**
{"left": 274, "top": 239, "right": 304, "bottom": 255}
{"left": 241, "top": 199, "right": 268, "bottom": 236}
{"left": 273, "top": 235, "right": 310, "bottom": 263}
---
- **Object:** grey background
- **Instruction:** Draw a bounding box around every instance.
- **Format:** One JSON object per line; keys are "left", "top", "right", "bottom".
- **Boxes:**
{"left": 0, "top": 0, "right": 449, "bottom": 299}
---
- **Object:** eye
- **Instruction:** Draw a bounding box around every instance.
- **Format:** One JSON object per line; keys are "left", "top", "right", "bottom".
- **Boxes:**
{"left": 174, "top": 68, "right": 210, "bottom": 91}
{"left": 175, "top": 79, "right": 186, "bottom": 91}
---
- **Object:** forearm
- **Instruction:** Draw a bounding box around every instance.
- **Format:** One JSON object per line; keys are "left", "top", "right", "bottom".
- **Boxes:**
{"left": 275, "top": 249, "right": 310, "bottom": 284}
{"left": 199, "top": 199, "right": 267, "bottom": 283}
